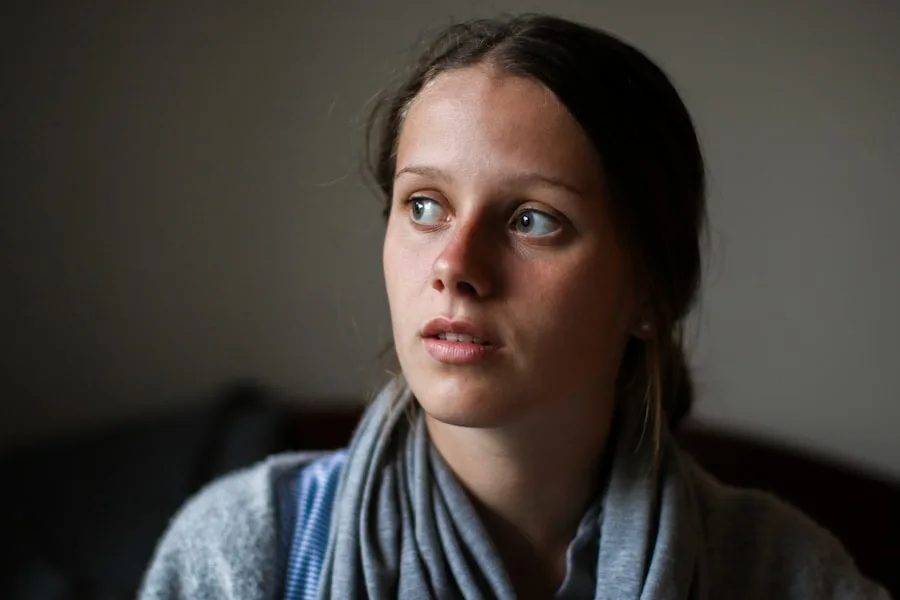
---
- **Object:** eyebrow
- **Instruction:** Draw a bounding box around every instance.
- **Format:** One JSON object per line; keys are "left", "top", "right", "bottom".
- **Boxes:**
{"left": 394, "top": 165, "right": 584, "bottom": 197}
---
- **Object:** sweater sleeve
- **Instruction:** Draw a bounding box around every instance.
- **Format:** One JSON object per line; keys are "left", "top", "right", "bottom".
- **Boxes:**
{"left": 138, "top": 452, "right": 323, "bottom": 600}
{"left": 687, "top": 456, "right": 893, "bottom": 599}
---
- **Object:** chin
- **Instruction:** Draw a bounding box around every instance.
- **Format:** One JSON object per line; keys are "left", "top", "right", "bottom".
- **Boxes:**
{"left": 406, "top": 373, "right": 525, "bottom": 429}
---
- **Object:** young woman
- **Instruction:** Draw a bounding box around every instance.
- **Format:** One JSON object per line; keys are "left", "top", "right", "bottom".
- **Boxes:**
{"left": 140, "top": 14, "right": 890, "bottom": 600}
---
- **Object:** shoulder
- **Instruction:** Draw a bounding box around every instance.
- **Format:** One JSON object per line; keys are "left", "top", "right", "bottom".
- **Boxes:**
{"left": 138, "top": 451, "right": 336, "bottom": 600}
{"left": 681, "top": 452, "right": 890, "bottom": 599}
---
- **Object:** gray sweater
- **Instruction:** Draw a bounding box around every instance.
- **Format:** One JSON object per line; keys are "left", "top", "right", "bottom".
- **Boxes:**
{"left": 139, "top": 450, "right": 890, "bottom": 599}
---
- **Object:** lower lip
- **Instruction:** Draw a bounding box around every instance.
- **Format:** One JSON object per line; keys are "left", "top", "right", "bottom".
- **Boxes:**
{"left": 424, "top": 338, "right": 497, "bottom": 364}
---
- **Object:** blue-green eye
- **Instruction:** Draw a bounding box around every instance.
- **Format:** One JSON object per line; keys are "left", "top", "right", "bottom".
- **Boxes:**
{"left": 409, "top": 197, "right": 445, "bottom": 225}
{"left": 512, "top": 209, "right": 560, "bottom": 236}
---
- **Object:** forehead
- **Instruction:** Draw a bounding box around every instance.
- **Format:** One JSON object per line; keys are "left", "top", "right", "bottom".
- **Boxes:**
{"left": 396, "top": 66, "right": 602, "bottom": 187}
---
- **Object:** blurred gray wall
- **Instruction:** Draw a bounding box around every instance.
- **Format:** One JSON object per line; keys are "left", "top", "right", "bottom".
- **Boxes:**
{"left": 3, "top": 0, "right": 898, "bottom": 478}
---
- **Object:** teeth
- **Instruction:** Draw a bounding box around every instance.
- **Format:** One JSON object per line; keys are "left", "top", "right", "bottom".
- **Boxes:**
{"left": 436, "top": 332, "right": 488, "bottom": 345}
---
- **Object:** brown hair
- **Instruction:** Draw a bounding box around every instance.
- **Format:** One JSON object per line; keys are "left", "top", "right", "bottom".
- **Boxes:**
{"left": 367, "top": 14, "right": 706, "bottom": 442}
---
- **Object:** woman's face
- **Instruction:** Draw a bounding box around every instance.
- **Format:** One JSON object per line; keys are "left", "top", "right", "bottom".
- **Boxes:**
{"left": 383, "top": 65, "right": 637, "bottom": 429}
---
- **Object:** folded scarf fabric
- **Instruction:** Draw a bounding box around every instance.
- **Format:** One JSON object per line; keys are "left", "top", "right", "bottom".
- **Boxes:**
{"left": 316, "top": 380, "right": 705, "bottom": 599}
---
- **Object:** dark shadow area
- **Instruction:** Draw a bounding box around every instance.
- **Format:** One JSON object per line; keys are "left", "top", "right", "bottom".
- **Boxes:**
{"left": 0, "top": 381, "right": 291, "bottom": 600}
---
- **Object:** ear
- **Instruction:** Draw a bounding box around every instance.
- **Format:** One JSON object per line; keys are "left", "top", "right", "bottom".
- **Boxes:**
{"left": 629, "top": 290, "right": 654, "bottom": 340}
{"left": 631, "top": 319, "right": 654, "bottom": 340}
{"left": 628, "top": 278, "right": 654, "bottom": 340}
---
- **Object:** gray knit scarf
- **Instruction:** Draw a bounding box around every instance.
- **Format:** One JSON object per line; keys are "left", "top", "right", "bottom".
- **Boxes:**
{"left": 315, "top": 380, "right": 705, "bottom": 599}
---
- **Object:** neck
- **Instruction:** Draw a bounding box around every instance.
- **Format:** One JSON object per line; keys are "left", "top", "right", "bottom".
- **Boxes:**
{"left": 425, "top": 392, "right": 614, "bottom": 595}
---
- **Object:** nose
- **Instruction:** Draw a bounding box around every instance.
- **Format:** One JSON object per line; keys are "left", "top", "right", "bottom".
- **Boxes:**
{"left": 432, "top": 219, "right": 496, "bottom": 298}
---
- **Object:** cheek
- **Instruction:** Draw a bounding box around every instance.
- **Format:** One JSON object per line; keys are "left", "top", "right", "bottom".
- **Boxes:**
{"left": 383, "top": 223, "right": 429, "bottom": 320}
{"left": 520, "top": 251, "right": 632, "bottom": 354}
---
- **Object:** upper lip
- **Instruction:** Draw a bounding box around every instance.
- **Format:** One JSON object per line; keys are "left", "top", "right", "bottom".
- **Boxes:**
{"left": 421, "top": 317, "right": 498, "bottom": 345}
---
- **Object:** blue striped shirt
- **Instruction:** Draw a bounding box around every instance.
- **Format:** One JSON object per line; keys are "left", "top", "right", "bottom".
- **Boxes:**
{"left": 281, "top": 450, "right": 347, "bottom": 600}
